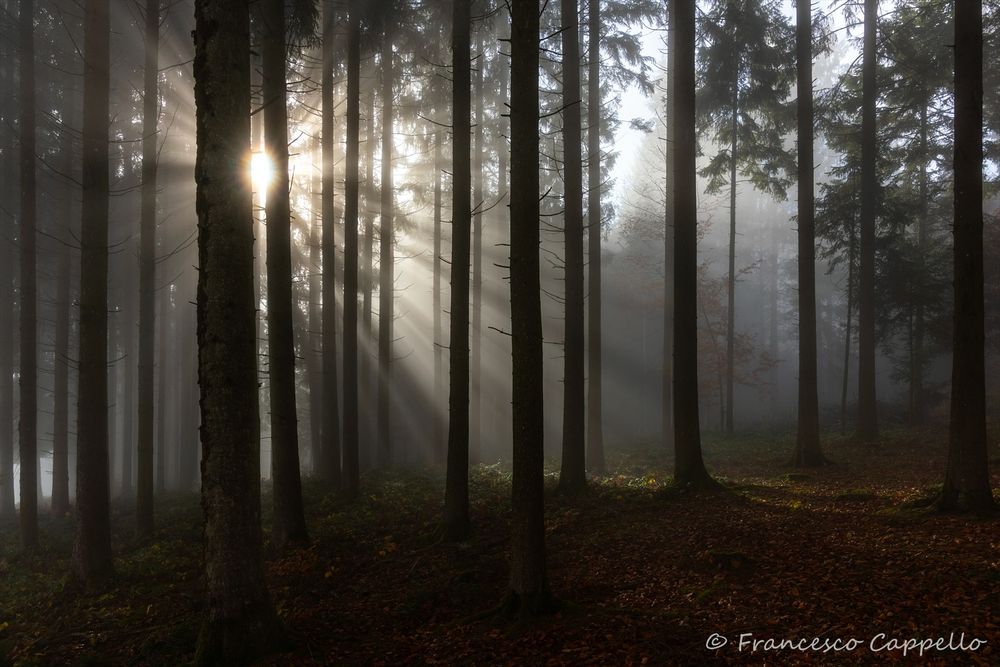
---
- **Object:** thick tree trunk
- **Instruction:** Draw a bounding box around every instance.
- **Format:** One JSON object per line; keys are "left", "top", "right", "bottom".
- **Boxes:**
{"left": 18, "top": 0, "right": 38, "bottom": 550}
{"left": 587, "top": 0, "right": 606, "bottom": 474}
{"left": 857, "top": 0, "right": 879, "bottom": 441}
{"left": 342, "top": 11, "right": 362, "bottom": 495}
{"left": 660, "top": 0, "right": 674, "bottom": 457}
{"left": 259, "top": 0, "right": 308, "bottom": 547}
{"left": 503, "top": 0, "right": 555, "bottom": 617}
{"left": 192, "top": 0, "right": 285, "bottom": 660}
{"left": 672, "top": 0, "right": 714, "bottom": 489}
{"left": 793, "top": 0, "right": 823, "bottom": 467}
{"left": 444, "top": 0, "right": 472, "bottom": 541}
{"left": 378, "top": 35, "right": 394, "bottom": 468}
{"left": 433, "top": 132, "right": 444, "bottom": 464}
{"left": 559, "top": 0, "right": 586, "bottom": 495}
{"left": 940, "top": 0, "right": 994, "bottom": 512}
{"left": 72, "top": 0, "right": 113, "bottom": 584}
{"left": 471, "top": 28, "right": 484, "bottom": 466}
{"left": 320, "top": 0, "right": 342, "bottom": 485}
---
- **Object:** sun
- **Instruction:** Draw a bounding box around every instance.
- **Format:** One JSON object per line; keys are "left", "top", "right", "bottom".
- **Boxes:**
{"left": 250, "top": 151, "right": 275, "bottom": 192}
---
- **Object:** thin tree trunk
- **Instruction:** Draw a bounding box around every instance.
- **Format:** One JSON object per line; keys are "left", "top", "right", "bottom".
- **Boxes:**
{"left": 940, "top": 0, "right": 994, "bottom": 512}
{"left": 260, "top": 0, "right": 308, "bottom": 547}
{"left": 912, "top": 102, "right": 928, "bottom": 425}
{"left": 471, "top": 27, "right": 484, "bottom": 466}
{"left": 192, "top": 0, "right": 285, "bottom": 658}
{"left": 137, "top": 0, "right": 159, "bottom": 532}
{"left": 361, "top": 85, "right": 375, "bottom": 468}
{"left": 18, "top": 0, "right": 39, "bottom": 550}
{"left": 840, "top": 227, "right": 855, "bottom": 435}
{"left": 72, "top": 0, "right": 113, "bottom": 584}
{"left": 504, "top": 0, "right": 555, "bottom": 617}
{"left": 156, "top": 287, "right": 169, "bottom": 492}
{"left": 320, "top": 0, "right": 342, "bottom": 485}
{"left": 793, "top": 0, "right": 823, "bottom": 467}
{"left": 559, "top": 0, "right": 586, "bottom": 495}
{"left": 433, "top": 132, "right": 444, "bottom": 463}
{"left": 52, "top": 226, "right": 72, "bottom": 517}
{"left": 378, "top": 34, "right": 394, "bottom": 468}
{"left": 587, "top": 0, "right": 606, "bottom": 473}
{"left": 444, "top": 0, "right": 472, "bottom": 541}
{"left": 342, "top": 10, "right": 362, "bottom": 495}
{"left": 725, "top": 89, "right": 737, "bottom": 436}
{"left": 308, "top": 137, "right": 322, "bottom": 471}
{"left": 660, "top": 0, "right": 674, "bottom": 456}
{"left": 857, "top": 0, "right": 879, "bottom": 441}
{"left": 672, "top": 0, "right": 714, "bottom": 489}
{"left": 0, "top": 2, "right": 15, "bottom": 521}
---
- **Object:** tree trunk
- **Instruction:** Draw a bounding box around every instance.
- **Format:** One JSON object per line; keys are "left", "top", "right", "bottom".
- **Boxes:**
{"left": 308, "top": 138, "right": 322, "bottom": 471}
{"left": 503, "top": 0, "right": 555, "bottom": 617}
{"left": 433, "top": 132, "right": 444, "bottom": 464}
{"left": 725, "top": 89, "right": 737, "bottom": 436}
{"left": 471, "top": 27, "right": 484, "bottom": 466}
{"left": 940, "top": 0, "right": 994, "bottom": 512}
{"left": 671, "top": 0, "right": 714, "bottom": 489}
{"left": 857, "top": 0, "right": 879, "bottom": 441}
{"left": 661, "top": 0, "right": 674, "bottom": 456}
{"left": 793, "top": 0, "right": 823, "bottom": 467}
{"left": 259, "top": 0, "right": 308, "bottom": 547}
{"left": 320, "top": 0, "right": 342, "bottom": 485}
{"left": 72, "top": 0, "right": 113, "bottom": 584}
{"left": 361, "top": 84, "right": 375, "bottom": 470}
{"left": 912, "top": 102, "right": 928, "bottom": 425}
{"left": 18, "top": 0, "right": 39, "bottom": 550}
{"left": 559, "top": 0, "right": 586, "bottom": 495}
{"left": 587, "top": 0, "right": 606, "bottom": 474}
{"left": 378, "top": 34, "right": 394, "bottom": 468}
{"left": 52, "top": 226, "right": 72, "bottom": 517}
{"left": 444, "top": 0, "right": 472, "bottom": 541}
{"left": 156, "top": 287, "right": 169, "bottom": 492}
{"left": 192, "top": 0, "right": 286, "bottom": 659}
{"left": 0, "top": 3, "right": 14, "bottom": 521}
{"left": 840, "top": 227, "right": 855, "bottom": 435}
{"left": 342, "top": 10, "right": 362, "bottom": 495}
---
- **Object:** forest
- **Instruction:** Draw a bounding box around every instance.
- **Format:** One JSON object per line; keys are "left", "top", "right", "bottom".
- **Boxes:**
{"left": 0, "top": 0, "right": 999, "bottom": 663}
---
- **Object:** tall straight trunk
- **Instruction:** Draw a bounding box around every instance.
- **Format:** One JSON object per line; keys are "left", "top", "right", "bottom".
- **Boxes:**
{"left": 433, "top": 132, "right": 444, "bottom": 463}
{"left": 660, "top": 1, "right": 674, "bottom": 455}
{"left": 52, "top": 227, "right": 72, "bottom": 517}
{"left": 444, "top": 0, "right": 472, "bottom": 541}
{"left": 471, "top": 28, "right": 484, "bottom": 466}
{"left": 769, "top": 227, "right": 779, "bottom": 426}
{"left": 793, "top": 0, "right": 823, "bottom": 467}
{"left": 136, "top": 0, "right": 158, "bottom": 533}
{"left": 308, "top": 138, "right": 322, "bottom": 470}
{"left": 505, "top": 0, "right": 553, "bottom": 616}
{"left": 342, "top": 10, "right": 362, "bottom": 495}
{"left": 73, "top": 0, "right": 112, "bottom": 583}
{"left": 361, "top": 86, "right": 375, "bottom": 468}
{"left": 586, "top": 0, "right": 605, "bottom": 473}
{"left": 672, "top": 0, "right": 713, "bottom": 489}
{"left": 857, "top": 0, "right": 879, "bottom": 441}
{"left": 260, "top": 0, "right": 308, "bottom": 547}
{"left": 192, "top": 0, "right": 285, "bottom": 658}
{"left": 320, "top": 0, "right": 341, "bottom": 485}
{"left": 108, "top": 318, "right": 118, "bottom": 494}
{"left": 377, "top": 35, "right": 394, "bottom": 468}
{"left": 559, "top": 0, "right": 585, "bottom": 494}
{"left": 0, "top": 5, "right": 14, "bottom": 521}
{"left": 18, "top": 0, "right": 38, "bottom": 549}
{"left": 941, "top": 0, "right": 994, "bottom": 512}
{"left": 155, "top": 287, "right": 169, "bottom": 492}
{"left": 840, "top": 227, "right": 855, "bottom": 435}
{"left": 911, "top": 102, "right": 928, "bottom": 424}
{"left": 724, "top": 90, "right": 737, "bottom": 435}
{"left": 122, "top": 292, "right": 136, "bottom": 494}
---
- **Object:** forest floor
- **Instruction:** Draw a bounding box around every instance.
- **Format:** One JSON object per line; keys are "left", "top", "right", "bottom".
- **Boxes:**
{"left": 1, "top": 428, "right": 999, "bottom": 666}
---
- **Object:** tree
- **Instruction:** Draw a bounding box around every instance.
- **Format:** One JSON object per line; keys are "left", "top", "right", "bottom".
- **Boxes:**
{"left": 136, "top": 0, "right": 159, "bottom": 538}
{"left": 258, "top": 0, "right": 309, "bottom": 547}
{"left": 320, "top": 0, "right": 342, "bottom": 485}
{"left": 471, "top": 25, "right": 484, "bottom": 465}
{"left": 559, "top": 0, "right": 586, "bottom": 495}
{"left": 378, "top": 29, "right": 394, "bottom": 468}
{"left": 342, "top": 5, "right": 362, "bottom": 495}
{"left": 696, "top": 0, "right": 795, "bottom": 434}
{"left": 939, "top": 0, "right": 995, "bottom": 512}
{"left": 792, "top": 0, "right": 823, "bottom": 467}
{"left": 672, "top": 0, "right": 714, "bottom": 489}
{"left": 17, "top": 0, "right": 39, "bottom": 549}
{"left": 857, "top": 0, "right": 879, "bottom": 441}
{"left": 503, "top": 0, "right": 555, "bottom": 617}
{"left": 586, "top": 0, "right": 606, "bottom": 474}
{"left": 191, "top": 0, "right": 285, "bottom": 659}
{"left": 661, "top": 0, "right": 674, "bottom": 455}
{"left": 0, "top": 0, "right": 13, "bottom": 521}
{"left": 72, "top": 0, "right": 113, "bottom": 584}
{"left": 444, "top": 0, "right": 472, "bottom": 541}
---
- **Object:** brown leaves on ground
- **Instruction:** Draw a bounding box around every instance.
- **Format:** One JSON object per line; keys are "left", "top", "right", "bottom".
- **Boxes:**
{"left": 1, "top": 428, "right": 998, "bottom": 665}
